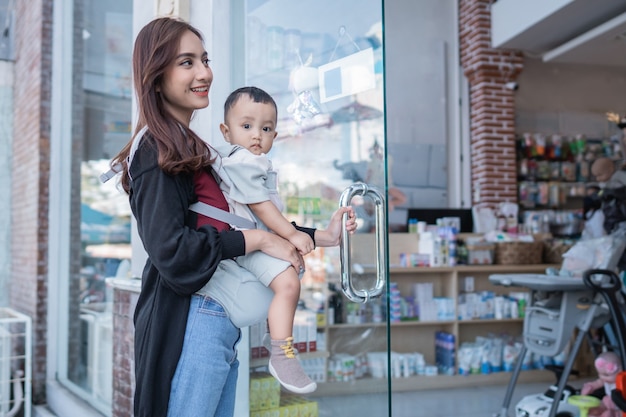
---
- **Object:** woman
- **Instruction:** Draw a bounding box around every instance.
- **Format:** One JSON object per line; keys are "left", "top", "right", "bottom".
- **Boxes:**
{"left": 111, "top": 17, "right": 356, "bottom": 417}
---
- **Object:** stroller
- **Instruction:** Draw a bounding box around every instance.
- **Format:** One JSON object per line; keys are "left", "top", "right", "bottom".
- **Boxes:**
{"left": 601, "top": 186, "right": 626, "bottom": 270}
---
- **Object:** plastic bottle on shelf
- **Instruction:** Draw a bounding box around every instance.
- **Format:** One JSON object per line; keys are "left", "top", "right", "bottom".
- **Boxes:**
{"left": 447, "top": 227, "right": 458, "bottom": 267}
{"left": 293, "top": 300, "right": 317, "bottom": 352}
{"left": 304, "top": 304, "right": 317, "bottom": 352}
{"left": 437, "top": 227, "right": 449, "bottom": 267}
{"left": 327, "top": 283, "right": 343, "bottom": 324}
{"left": 372, "top": 301, "right": 383, "bottom": 323}
{"left": 316, "top": 301, "right": 326, "bottom": 327}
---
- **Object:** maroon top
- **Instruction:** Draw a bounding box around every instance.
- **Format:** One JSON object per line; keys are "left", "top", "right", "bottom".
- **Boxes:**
{"left": 194, "top": 169, "right": 230, "bottom": 231}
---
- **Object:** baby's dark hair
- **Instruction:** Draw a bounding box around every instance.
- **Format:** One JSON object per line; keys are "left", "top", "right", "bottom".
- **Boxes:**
{"left": 224, "top": 86, "right": 277, "bottom": 121}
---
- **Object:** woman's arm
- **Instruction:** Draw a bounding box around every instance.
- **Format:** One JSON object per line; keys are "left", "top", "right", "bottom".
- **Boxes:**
{"left": 240, "top": 228, "right": 304, "bottom": 271}
{"left": 239, "top": 206, "right": 356, "bottom": 276}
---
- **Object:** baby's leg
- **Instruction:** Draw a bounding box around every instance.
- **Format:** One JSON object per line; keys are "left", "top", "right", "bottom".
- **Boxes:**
{"left": 267, "top": 266, "right": 316, "bottom": 394}
{"left": 268, "top": 266, "right": 300, "bottom": 339}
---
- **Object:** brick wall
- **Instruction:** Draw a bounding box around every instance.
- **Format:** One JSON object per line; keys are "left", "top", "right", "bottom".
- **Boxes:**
{"left": 459, "top": 0, "right": 524, "bottom": 207}
{"left": 11, "top": 0, "right": 53, "bottom": 403}
{"left": 113, "top": 287, "right": 139, "bottom": 417}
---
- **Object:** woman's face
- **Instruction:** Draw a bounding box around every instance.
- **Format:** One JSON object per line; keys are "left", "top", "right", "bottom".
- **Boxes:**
{"left": 159, "top": 30, "right": 213, "bottom": 126}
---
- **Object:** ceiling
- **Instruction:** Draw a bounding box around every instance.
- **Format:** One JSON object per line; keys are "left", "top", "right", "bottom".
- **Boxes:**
{"left": 491, "top": 0, "right": 626, "bottom": 67}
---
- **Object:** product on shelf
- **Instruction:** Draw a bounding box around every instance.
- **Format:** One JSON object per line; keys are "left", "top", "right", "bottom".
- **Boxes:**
{"left": 250, "top": 321, "right": 270, "bottom": 360}
{"left": 294, "top": 301, "right": 317, "bottom": 353}
{"left": 458, "top": 335, "right": 569, "bottom": 375}
{"left": 465, "top": 242, "right": 495, "bottom": 265}
{"left": 363, "top": 351, "right": 427, "bottom": 379}
{"left": 276, "top": 233, "right": 577, "bottom": 394}
{"left": 435, "top": 331, "right": 455, "bottom": 376}
{"left": 326, "top": 283, "right": 343, "bottom": 325}
{"left": 249, "top": 372, "right": 280, "bottom": 412}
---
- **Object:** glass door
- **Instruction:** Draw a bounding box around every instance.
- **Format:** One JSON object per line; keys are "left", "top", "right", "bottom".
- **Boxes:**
{"left": 231, "top": 1, "right": 392, "bottom": 416}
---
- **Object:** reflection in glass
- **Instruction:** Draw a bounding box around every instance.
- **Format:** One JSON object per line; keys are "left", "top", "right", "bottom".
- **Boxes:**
{"left": 66, "top": 1, "right": 132, "bottom": 413}
{"left": 241, "top": 1, "right": 390, "bottom": 416}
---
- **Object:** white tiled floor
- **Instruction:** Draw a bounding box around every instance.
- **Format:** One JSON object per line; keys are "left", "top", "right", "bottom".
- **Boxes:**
{"left": 391, "top": 382, "right": 552, "bottom": 417}
{"left": 316, "top": 380, "right": 591, "bottom": 416}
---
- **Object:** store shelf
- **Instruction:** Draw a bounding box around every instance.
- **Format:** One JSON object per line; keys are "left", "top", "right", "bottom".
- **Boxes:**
{"left": 312, "top": 370, "right": 555, "bottom": 396}
{"left": 387, "top": 264, "right": 560, "bottom": 274}
{"left": 327, "top": 320, "right": 456, "bottom": 329}
{"left": 458, "top": 318, "right": 524, "bottom": 324}
{"left": 327, "top": 318, "right": 527, "bottom": 327}
{"left": 249, "top": 233, "right": 575, "bottom": 395}
{"left": 325, "top": 234, "right": 568, "bottom": 391}
{"left": 319, "top": 263, "right": 559, "bottom": 392}
{"left": 250, "top": 350, "right": 329, "bottom": 369}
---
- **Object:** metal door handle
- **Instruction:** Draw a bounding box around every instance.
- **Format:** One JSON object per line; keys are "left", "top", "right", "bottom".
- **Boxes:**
{"left": 339, "top": 182, "right": 387, "bottom": 303}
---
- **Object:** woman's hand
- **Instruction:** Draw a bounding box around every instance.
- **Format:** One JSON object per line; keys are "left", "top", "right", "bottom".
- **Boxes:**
{"left": 241, "top": 229, "right": 304, "bottom": 272}
{"left": 314, "top": 206, "right": 357, "bottom": 247}
{"left": 288, "top": 230, "right": 315, "bottom": 255}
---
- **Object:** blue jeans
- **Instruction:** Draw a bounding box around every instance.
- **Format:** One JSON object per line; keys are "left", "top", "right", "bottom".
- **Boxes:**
{"left": 167, "top": 295, "right": 241, "bottom": 417}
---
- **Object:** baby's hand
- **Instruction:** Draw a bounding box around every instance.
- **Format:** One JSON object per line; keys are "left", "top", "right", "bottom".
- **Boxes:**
{"left": 290, "top": 230, "right": 315, "bottom": 255}
{"left": 581, "top": 381, "right": 594, "bottom": 395}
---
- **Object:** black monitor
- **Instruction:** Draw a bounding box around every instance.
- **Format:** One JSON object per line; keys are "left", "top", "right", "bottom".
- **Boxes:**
{"left": 406, "top": 208, "right": 474, "bottom": 233}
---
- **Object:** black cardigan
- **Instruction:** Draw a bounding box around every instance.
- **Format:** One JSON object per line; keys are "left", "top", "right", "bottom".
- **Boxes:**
{"left": 128, "top": 137, "right": 314, "bottom": 416}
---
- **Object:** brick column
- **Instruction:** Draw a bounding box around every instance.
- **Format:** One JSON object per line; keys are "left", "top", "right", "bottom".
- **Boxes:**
{"left": 11, "top": 0, "right": 53, "bottom": 403}
{"left": 459, "top": 0, "right": 524, "bottom": 207}
{"left": 112, "top": 283, "right": 140, "bottom": 417}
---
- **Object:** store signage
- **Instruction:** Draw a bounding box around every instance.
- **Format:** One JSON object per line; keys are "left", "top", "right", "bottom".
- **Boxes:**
{"left": 318, "top": 48, "right": 376, "bottom": 103}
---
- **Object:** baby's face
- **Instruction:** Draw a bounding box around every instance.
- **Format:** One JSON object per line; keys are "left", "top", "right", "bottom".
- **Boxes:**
{"left": 222, "top": 96, "right": 277, "bottom": 155}
{"left": 599, "top": 370, "right": 616, "bottom": 384}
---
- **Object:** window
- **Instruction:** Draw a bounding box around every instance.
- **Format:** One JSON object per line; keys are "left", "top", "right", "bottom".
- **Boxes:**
{"left": 51, "top": 1, "right": 132, "bottom": 414}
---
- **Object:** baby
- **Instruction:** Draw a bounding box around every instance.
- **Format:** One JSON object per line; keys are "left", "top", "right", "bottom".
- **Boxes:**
{"left": 581, "top": 351, "right": 622, "bottom": 417}
{"left": 202, "top": 86, "right": 356, "bottom": 394}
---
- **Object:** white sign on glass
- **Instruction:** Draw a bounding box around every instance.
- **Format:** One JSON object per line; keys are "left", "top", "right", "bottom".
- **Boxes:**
{"left": 318, "top": 48, "right": 376, "bottom": 103}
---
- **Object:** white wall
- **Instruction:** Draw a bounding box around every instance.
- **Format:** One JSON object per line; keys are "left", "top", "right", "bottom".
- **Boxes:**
{"left": 384, "top": 0, "right": 463, "bottom": 209}
{"left": 491, "top": 0, "right": 573, "bottom": 48}
{"left": 515, "top": 58, "right": 626, "bottom": 137}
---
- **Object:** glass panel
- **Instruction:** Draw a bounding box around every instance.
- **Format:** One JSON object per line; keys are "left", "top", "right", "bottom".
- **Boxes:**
{"left": 238, "top": 1, "right": 390, "bottom": 416}
{"left": 65, "top": 0, "right": 132, "bottom": 413}
{"left": 382, "top": 1, "right": 459, "bottom": 213}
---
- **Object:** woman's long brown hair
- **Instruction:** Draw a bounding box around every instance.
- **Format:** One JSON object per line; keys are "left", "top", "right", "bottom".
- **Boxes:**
{"left": 111, "top": 17, "right": 215, "bottom": 193}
